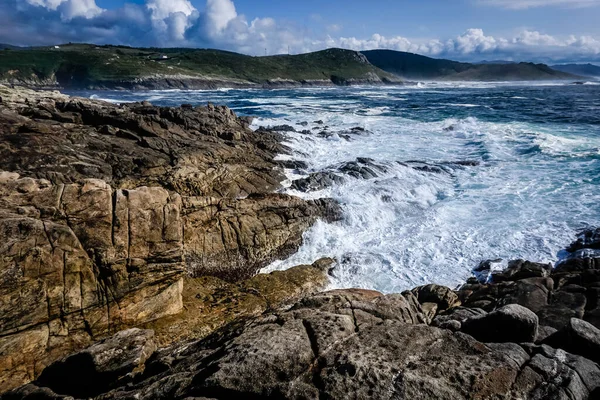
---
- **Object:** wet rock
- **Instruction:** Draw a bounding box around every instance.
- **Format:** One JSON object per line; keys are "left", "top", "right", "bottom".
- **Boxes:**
{"left": 276, "top": 159, "right": 309, "bottom": 171}
{"left": 269, "top": 124, "right": 296, "bottom": 132}
{"left": 444, "top": 160, "right": 481, "bottom": 167}
{"left": 290, "top": 172, "right": 346, "bottom": 192}
{"left": 337, "top": 158, "right": 388, "bottom": 179}
{"left": 472, "top": 258, "right": 503, "bottom": 283}
{"left": 461, "top": 304, "right": 538, "bottom": 343}
{"left": 491, "top": 260, "right": 551, "bottom": 282}
{"left": 400, "top": 160, "right": 480, "bottom": 176}
{"left": 567, "top": 228, "right": 600, "bottom": 252}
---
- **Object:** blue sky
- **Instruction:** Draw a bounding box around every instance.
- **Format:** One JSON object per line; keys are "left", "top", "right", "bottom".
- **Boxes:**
{"left": 2, "top": 0, "right": 600, "bottom": 63}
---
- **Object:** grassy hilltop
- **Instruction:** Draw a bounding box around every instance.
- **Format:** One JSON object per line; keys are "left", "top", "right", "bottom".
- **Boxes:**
{"left": 0, "top": 44, "right": 398, "bottom": 89}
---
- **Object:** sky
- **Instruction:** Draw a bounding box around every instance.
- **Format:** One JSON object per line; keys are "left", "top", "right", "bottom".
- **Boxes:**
{"left": 1, "top": 0, "right": 600, "bottom": 63}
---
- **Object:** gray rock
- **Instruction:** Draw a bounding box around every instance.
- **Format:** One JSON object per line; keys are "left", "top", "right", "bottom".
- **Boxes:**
{"left": 537, "top": 290, "right": 586, "bottom": 330}
{"left": 536, "top": 325, "right": 558, "bottom": 343}
{"left": 544, "top": 318, "right": 600, "bottom": 364}
{"left": 412, "top": 284, "right": 459, "bottom": 312}
{"left": 290, "top": 172, "right": 346, "bottom": 192}
{"left": 567, "top": 228, "right": 600, "bottom": 252}
{"left": 461, "top": 304, "right": 538, "bottom": 343}
{"left": 7, "top": 290, "right": 600, "bottom": 399}
{"left": 432, "top": 307, "right": 487, "bottom": 328}
{"left": 491, "top": 260, "right": 551, "bottom": 282}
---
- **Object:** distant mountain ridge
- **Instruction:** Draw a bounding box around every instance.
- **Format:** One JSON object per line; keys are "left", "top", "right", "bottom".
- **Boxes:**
{"left": 362, "top": 49, "right": 580, "bottom": 81}
{"left": 551, "top": 64, "right": 600, "bottom": 78}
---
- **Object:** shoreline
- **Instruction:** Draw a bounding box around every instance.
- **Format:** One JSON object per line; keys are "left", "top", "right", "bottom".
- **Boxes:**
{"left": 1, "top": 76, "right": 593, "bottom": 93}
{"left": 2, "top": 85, "right": 600, "bottom": 399}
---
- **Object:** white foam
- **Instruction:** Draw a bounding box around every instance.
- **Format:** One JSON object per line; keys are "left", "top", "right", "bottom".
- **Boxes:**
{"left": 80, "top": 86, "right": 600, "bottom": 294}
{"left": 258, "top": 103, "right": 600, "bottom": 292}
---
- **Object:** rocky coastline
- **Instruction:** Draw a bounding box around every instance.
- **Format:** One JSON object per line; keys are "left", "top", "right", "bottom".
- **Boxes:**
{"left": 2, "top": 85, "right": 600, "bottom": 399}
{"left": 0, "top": 72, "right": 398, "bottom": 91}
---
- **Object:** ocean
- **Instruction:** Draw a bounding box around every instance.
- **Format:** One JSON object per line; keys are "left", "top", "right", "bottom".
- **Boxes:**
{"left": 68, "top": 81, "right": 600, "bottom": 293}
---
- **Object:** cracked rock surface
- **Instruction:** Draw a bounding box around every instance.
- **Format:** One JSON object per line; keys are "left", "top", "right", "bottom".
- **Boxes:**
{"left": 0, "top": 86, "right": 340, "bottom": 392}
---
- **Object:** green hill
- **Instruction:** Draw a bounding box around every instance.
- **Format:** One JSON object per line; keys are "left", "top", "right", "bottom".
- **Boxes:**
{"left": 0, "top": 44, "right": 399, "bottom": 89}
{"left": 362, "top": 49, "right": 580, "bottom": 81}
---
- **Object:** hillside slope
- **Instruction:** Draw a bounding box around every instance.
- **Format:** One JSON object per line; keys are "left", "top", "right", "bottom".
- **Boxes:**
{"left": 362, "top": 49, "right": 580, "bottom": 81}
{"left": 552, "top": 63, "right": 600, "bottom": 78}
{"left": 0, "top": 44, "right": 399, "bottom": 89}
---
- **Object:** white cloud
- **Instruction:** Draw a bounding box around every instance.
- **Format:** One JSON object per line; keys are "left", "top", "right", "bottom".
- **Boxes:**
{"left": 478, "top": 0, "right": 600, "bottom": 9}
{"left": 146, "top": 0, "right": 195, "bottom": 20}
{"left": 204, "top": 0, "right": 237, "bottom": 32}
{"left": 4, "top": 1, "right": 600, "bottom": 63}
{"left": 327, "top": 24, "right": 342, "bottom": 33}
{"left": 61, "top": 0, "right": 103, "bottom": 19}
{"left": 24, "top": 0, "right": 103, "bottom": 19}
{"left": 145, "top": 0, "right": 197, "bottom": 42}
{"left": 24, "top": 0, "right": 64, "bottom": 10}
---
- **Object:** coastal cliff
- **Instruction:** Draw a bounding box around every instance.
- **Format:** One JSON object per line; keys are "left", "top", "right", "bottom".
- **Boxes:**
{"left": 2, "top": 86, "right": 600, "bottom": 399}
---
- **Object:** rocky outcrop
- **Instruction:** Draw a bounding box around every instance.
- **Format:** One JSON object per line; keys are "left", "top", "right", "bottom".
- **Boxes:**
{"left": 0, "top": 86, "right": 340, "bottom": 392}
{"left": 6, "top": 84, "right": 600, "bottom": 399}
{"left": 145, "top": 258, "right": 336, "bottom": 347}
{"left": 7, "top": 231, "right": 600, "bottom": 399}
{"left": 8, "top": 282, "right": 600, "bottom": 400}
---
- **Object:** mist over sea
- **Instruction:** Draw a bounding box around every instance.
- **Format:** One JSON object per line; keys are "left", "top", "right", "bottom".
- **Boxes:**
{"left": 69, "top": 81, "right": 600, "bottom": 293}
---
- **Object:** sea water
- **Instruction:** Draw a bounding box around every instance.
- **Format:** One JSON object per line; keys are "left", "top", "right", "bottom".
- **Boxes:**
{"left": 70, "top": 81, "right": 600, "bottom": 293}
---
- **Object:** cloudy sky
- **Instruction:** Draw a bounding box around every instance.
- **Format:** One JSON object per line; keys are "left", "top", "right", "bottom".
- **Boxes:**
{"left": 1, "top": 0, "right": 600, "bottom": 63}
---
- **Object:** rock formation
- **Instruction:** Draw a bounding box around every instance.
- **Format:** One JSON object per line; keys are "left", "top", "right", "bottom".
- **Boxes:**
{"left": 4, "top": 85, "right": 600, "bottom": 399}
{"left": 0, "top": 85, "right": 340, "bottom": 392}
{"left": 4, "top": 230, "right": 600, "bottom": 399}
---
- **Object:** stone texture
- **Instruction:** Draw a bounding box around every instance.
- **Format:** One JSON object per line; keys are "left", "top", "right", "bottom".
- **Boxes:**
{"left": 544, "top": 318, "right": 600, "bottom": 364}
{"left": 36, "top": 328, "right": 156, "bottom": 398}
{"left": 145, "top": 259, "right": 336, "bottom": 347}
{"left": 6, "top": 289, "right": 600, "bottom": 400}
{"left": 412, "top": 284, "right": 460, "bottom": 312}
{"left": 0, "top": 86, "right": 340, "bottom": 392}
{"left": 461, "top": 304, "right": 539, "bottom": 343}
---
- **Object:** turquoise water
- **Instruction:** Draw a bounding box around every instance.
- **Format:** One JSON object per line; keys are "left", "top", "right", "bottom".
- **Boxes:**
{"left": 69, "top": 81, "right": 600, "bottom": 292}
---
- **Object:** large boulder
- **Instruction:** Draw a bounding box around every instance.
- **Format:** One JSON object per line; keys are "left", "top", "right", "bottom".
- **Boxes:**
{"left": 35, "top": 329, "right": 156, "bottom": 398}
{"left": 544, "top": 318, "right": 600, "bottom": 364}
{"left": 412, "top": 284, "right": 460, "bottom": 312}
{"left": 461, "top": 304, "right": 538, "bottom": 343}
